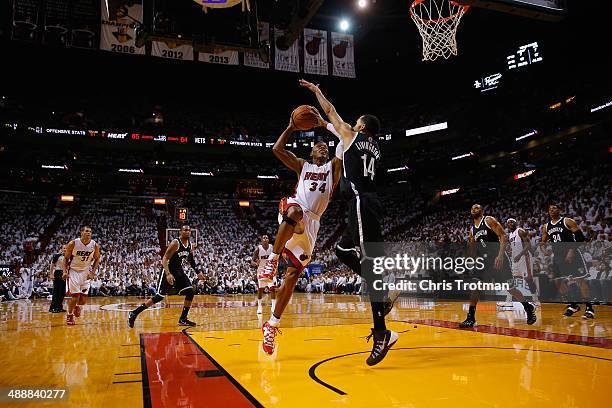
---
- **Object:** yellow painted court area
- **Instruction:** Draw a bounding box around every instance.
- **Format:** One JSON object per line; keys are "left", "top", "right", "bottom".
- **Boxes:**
{"left": 189, "top": 320, "right": 612, "bottom": 408}
{"left": 1, "top": 294, "right": 611, "bottom": 408}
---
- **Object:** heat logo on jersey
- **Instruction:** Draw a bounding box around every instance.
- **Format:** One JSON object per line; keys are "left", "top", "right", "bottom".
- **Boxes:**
{"left": 303, "top": 171, "right": 330, "bottom": 181}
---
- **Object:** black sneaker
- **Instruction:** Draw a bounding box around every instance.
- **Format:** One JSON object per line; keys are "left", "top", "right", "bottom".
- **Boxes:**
{"left": 525, "top": 303, "right": 537, "bottom": 325}
{"left": 178, "top": 318, "right": 197, "bottom": 327}
{"left": 583, "top": 308, "right": 595, "bottom": 319}
{"left": 563, "top": 304, "right": 581, "bottom": 317}
{"left": 459, "top": 316, "right": 476, "bottom": 328}
{"left": 128, "top": 311, "right": 137, "bottom": 328}
{"left": 365, "top": 329, "right": 399, "bottom": 366}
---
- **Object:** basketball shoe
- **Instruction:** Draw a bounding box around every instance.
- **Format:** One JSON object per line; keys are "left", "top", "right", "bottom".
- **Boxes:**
{"left": 262, "top": 321, "right": 281, "bottom": 355}
{"left": 365, "top": 329, "right": 398, "bottom": 366}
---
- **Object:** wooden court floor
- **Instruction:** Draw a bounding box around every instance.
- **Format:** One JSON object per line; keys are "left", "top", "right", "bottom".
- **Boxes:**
{"left": 0, "top": 294, "right": 610, "bottom": 408}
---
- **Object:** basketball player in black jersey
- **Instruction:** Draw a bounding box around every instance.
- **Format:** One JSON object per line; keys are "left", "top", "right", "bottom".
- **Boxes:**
{"left": 128, "top": 225, "right": 205, "bottom": 327}
{"left": 460, "top": 204, "right": 537, "bottom": 328}
{"left": 300, "top": 79, "right": 398, "bottom": 366}
{"left": 541, "top": 203, "right": 594, "bottom": 319}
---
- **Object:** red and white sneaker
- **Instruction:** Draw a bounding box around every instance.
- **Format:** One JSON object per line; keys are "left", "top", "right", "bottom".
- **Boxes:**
{"left": 259, "top": 258, "right": 278, "bottom": 280}
{"left": 73, "top": 305, "right": 81, "bottom": 318}
{"left": 66, "top": 314, "right": 75, "bottom": 326}
{"left": 262, "top": 322, "right": 281, "bottom": 355}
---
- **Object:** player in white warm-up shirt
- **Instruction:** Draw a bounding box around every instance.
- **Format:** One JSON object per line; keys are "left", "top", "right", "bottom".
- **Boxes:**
{"left": 63, "top": 226, "right": 101, "bottom": 326}
{"left": 260, "top": 110, "right": 342, "bottom": 355}
{"left": 250, "top": 235, "right": 276, "bottom": 315}
{"left": 507, "top": 218, "right": 540, "bottom": 304}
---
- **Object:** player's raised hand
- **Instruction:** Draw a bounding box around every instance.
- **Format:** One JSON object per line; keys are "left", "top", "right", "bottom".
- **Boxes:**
{"left": 166, "top": 273, "right": 175, "bottom": 286}
{"left": 311, "top": 107, "right": 327, "bottom": 127}
{"left": 288, "top": 111, "right": 297, "bottom": 130}
{"left": 299, "top": 79, "right": 320, "bottom": 93}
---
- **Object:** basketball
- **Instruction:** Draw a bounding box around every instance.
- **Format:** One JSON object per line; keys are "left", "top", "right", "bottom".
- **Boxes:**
{"left": 291, "top": 105, "right": 320, "bottom": 130}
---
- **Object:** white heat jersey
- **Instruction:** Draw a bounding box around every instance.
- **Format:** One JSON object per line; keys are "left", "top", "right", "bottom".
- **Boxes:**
{"left": 509, "top": 228, "right": 533, "bottom": 278}
{"left": 509, "top": 228, "right": 525, "bottom": 259}
{"left": 70, "top": 238, "right": 96, "bottom": 272}
{"left": 290, "top": 161, "right": 334, "bottom": 216}
{"left": 256, "top": 244, "right": 273, "bottom": 272}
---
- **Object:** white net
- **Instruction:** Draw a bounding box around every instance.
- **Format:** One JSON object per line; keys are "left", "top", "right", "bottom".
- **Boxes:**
{"left": 410, "top": 0, "right": 469, "bottom": 61}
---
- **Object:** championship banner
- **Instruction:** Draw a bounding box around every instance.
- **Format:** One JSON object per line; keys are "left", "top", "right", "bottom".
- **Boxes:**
{"left": 331, "top": 31, "right": 356, "bottom": 78}
{"left": 303, "top": 28, "right": 328, "bottom": 75}
{"left": 100, "top": 0, "right": 144, "bottom": 55}
{"left": 43, "top": 0, "right": 69, "bottom": 46}
{"left": 274, "top": 28, "right": 299, "bottom": 73}
{"left": 70, "top": 0, "right": 98, "bottom": 49}
{"left": 244, "top": 21, "right": 269, "bottom": 69}
{"left": 198, "top": 50, "right": 239, "bottom": 65}
{"left": 12, "top": 0, "right": 41, "bottom": 42}
{"left": 152, "top": 41, "right": 194, "bottom": 61}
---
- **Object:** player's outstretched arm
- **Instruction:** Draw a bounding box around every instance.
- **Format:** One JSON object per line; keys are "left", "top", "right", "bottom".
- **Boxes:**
{"left": 251, "top": 248, "right": 259, "bottom": 268}
{"left": 540, "top": 224, "right": 549, "bottom": 243}
{"left": 63, "top": 240, "right": 75, "bottom": 279}
{"left": 486, "top": 216, "right": 507, "bottom": 268}
{"left": 272, "top": 119, "right": 305, "bottom": 174}
{"left": 564, "top": 217, "right": 586, "bottom": 241}
{"left": 299, "top": 79, "right": 355, "bottom": 146}
{"left": 162, "top": 240, "right": 179, "bottom": 284}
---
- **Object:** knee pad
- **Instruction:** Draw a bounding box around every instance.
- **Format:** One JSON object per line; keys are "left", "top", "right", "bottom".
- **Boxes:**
{"left": 282, "top": 214, "right": 297, "bottom": 227}
{"left": 183, "top": 287, "right": 195, "bottom": 301}
{"left": 152, "top": 294, "right": 165, "bottom": 304}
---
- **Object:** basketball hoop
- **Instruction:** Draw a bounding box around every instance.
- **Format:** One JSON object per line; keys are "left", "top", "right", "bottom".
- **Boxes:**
{"left": 410, "top": 0, "right": 469, "bottom": 61}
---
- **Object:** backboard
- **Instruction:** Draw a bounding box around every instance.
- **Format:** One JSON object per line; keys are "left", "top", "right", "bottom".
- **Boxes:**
{"left": 456, "top": 0, "right": 566, "bottom": 20}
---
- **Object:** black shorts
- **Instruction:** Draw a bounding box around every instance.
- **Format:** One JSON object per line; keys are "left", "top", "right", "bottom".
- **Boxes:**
{"left": 156, "top": 267, "right": 193, "bottom": 296}
{"left": 337, "top": 192, "right": 383, "bottom": 260}
{"left": 472, "top": 251, "right": 514, "bottom": 286}
{"left": 552, "top": 249, "right": 588, "bottom": 279}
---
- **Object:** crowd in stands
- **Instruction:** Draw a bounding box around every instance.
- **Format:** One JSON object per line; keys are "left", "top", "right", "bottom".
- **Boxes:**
{"left": 1, "top": 159, "right": 609, "bottom": 302}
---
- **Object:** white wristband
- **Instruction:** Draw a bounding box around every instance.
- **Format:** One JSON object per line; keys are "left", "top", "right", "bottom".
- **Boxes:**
{"left": 326, "top": 122, "right": 341, "bottom": 139}
{"left": 335, "top": 137, "right": 344, "bottom": 160}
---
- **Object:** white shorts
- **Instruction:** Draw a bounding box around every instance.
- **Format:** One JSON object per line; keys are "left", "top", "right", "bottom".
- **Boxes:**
{"left": 278, "top": 198, "right": 320, "bottom": 271}
{"left": 257, "top": 272, "right": 278, "bottom": 290}
{"left": 511, "top": 253, "right": 534, "bottom": 279}
{"left": 66, "top": 269, "right": 91, "bottom": 296}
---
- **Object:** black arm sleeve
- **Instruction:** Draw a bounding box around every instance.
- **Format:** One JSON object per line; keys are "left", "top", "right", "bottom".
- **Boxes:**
{"left": 574, "top": 230, "right": 586, "bottom": 242}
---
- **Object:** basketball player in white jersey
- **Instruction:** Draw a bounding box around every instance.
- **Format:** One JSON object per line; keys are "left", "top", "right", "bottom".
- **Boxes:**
{"left": 251, "top": 235, "right": 277, "bottom": 314}
{"left": 261, "top": 111, "right": 342, "bottom": 354}
{"left": 507, "top": 218, "right": 540, "bottom": 304}
{"left": 62, "top": 226, "right": 101, "bottom": 325}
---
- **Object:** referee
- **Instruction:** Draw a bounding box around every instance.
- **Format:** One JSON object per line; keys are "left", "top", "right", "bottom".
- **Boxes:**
{"left": 300, "top": 79, "right": 398, "bottom": 366}
{"left": 49, "top": 245, "right": 66, "bottom": 313}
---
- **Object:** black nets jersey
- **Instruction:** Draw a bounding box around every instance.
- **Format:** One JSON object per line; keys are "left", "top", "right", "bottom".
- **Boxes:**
{"left": 340, "top": 132, "right": 381, "bottom": 196}
{"left": 546, "top": 217, "right": 577, "bottom": 259}
{"left": 546, "top": 217, "right": 575, "bottom": 243}
{"left": 471, "top": 216, "right": 500, "bottom": 258}
{"left": 169, "top": 239, "right": 191, "bottom": 274}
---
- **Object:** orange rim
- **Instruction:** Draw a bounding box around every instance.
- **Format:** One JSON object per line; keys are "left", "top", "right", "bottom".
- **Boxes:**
{"left": 410, "top": 0, "right": 469, "bottom": 24}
